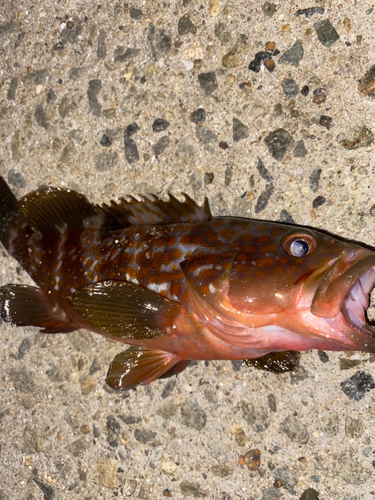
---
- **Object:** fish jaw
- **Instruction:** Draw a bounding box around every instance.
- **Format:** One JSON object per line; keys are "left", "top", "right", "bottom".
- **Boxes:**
{"left": 293, "top": 249, "right": 375, "bottom": 352}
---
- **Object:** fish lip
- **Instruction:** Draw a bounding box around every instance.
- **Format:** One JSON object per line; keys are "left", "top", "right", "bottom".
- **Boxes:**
{"left": 340, "top": 264, "right": 375, "bottom": 340}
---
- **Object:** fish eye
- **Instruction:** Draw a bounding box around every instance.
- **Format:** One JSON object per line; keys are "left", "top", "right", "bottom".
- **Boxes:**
{"left": 282, "top": 234, "right": 317, "bottom": 257}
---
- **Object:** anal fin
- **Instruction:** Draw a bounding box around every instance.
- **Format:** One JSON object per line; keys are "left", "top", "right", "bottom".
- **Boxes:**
{"left": 106, "top": 347, "right": 178, "bottom": 390}
{"left": 245, "top": 351, "right": 300, "bottom": 373}
{"left": 0, "top": 284, "right": 75, "bottom": 333}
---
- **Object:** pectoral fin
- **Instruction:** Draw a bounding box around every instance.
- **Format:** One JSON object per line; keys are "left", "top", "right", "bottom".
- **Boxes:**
{"left": 106, "top": 347, "right": 178, "bottom": 390}
{"left": 0, "top": 284, "right": 75, "bottom": 333}
{"left": 69, "top": 280, "right": 180, "bottom": 339}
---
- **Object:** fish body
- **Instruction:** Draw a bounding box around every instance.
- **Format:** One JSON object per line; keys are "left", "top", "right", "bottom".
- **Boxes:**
{"left": 1, "top": 177, "right": 375, "bottom": 390}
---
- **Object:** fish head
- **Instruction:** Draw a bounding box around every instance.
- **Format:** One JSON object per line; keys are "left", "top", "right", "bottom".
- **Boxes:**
{"left": 185, "top": 220, "right": 375, "bottom": 353}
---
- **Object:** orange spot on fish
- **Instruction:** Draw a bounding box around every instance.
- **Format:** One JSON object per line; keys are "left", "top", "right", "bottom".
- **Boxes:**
{"left": 257, "top": 235, "right": 269, "bottom": 243}
{"left": 206, "top": 254, "right": 217, "bottom": 265}
{"left": 172, "top": 248, "right": 182, "bottom": 260}
{"left": 128, "top": 267, "right": 136, "bottom": 279}
{"left": 127, "top": 253, "right": 134, "bottom": 264}
{"left": 199, "top": 268, "right": 218, "bottom": 280}
{"left": 256, "top": 257, "right": 274, "bottom": 267}
{"left": 157, "top": 272, "right": 169, "bottom": 284}
{"left": 156, "top": 237, "right": 166, "bottom": 248}
{"left": 256, "top": 270, "right": 265, "bottom": 278}
{"left": 162, "top": 252, "right": 171, "bottom": 266}
{"left": 214, "top": 219, "right": 224, "bottom": 227}
{"left": 236, "top": 253, "right": 248, "bottom": 262}
{"left": 136, "top": 252, "right": 143, "bottom": 265}
{"left": 171, "top": 283, "right": 181, "bottom": 297}
{"left": 193, "top": 233, "right": 202, "bottom": 245}
{"left": 242, "top": 244, "right": 256, "bottom": 253}
{"left": 181, "top": 235, "right": 192, "bottom": 245}
{"left": 240, "top": 233, "right": 253, "bottom": 242}
{"left": 171, "top": 270, "right": 184, "bottom": 280}
{"left": 260, "top": 244, "right": 278, "bottom": 254}
{"left": 168, "top": 235, "right": 177, "bottom": 246}
{"left": 271, "top": 228, "right": 282, "bottom": 236}
{"left": 274, "top": 267, "right": 283, "bottom": 274}
{"left": 206, "top": 229, "right": 217, "bottom": 243}
{"left": 279, "top": 257, "right": 288, "bottom": 265}
{"left": 234, "top": 263, "right": 249, "bottom": 271}
{"left": 200, "top": 284, "right": 210, "bottom": 296}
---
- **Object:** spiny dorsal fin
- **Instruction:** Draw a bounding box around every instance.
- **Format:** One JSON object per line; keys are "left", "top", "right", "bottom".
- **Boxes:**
{"left": 69, "top": 280, "right": 180, "bottom": 339}
{"left": 102, "top": 193, "right": 211, "bottom": 226}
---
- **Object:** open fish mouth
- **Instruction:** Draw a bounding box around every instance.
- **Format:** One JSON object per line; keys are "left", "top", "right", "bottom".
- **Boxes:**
{"left": 341, "top": 265, "right": 375, "bottom": 340}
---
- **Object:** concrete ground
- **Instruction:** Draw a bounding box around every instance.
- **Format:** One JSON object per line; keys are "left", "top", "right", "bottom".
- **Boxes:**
{"left": 1, "top": 0, "right": 375, "bottom": 498}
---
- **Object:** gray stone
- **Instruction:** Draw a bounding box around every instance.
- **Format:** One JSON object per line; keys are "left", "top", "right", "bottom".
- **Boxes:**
{"left": 312, "top": 196, "right": 326, "bottom": 209}
{"left": 9, "top": 368, "right": 36, "bottom": 393}
{"left": 262, "top": 2, "right": 277, "bottom": 17}
{"left": 7, "top": 77, "right": 17, "bottom": 100}
{"left": 18, "top": 338, "right": 32, "bottom": 359}
{"left": 23, "top": 69, "right": 48, "bottom": 86}
{"left": 46, "top": 364, "right": 65, "bottom": 382}
{"left": 233, "top": 117, "right": 249, "bottom": 142}
{"left": 130, "top": 7, "right": 143, "bottom": 19}
{"left": 264, "top": 128, "right": 295, "bottom": 161}
{"left": 255, "top": 184, "right": 274, "bottom": 213}
{"left": 180, "top": 482, "right": 207, "bottom": 498}
{"left": 11, "top": 131, "right": 25, "bottom": 161}
{"left": 341, "top": 371, "right": 375, "bottom": 401}
{"left": 181, "top": 399, "right": 207, "bottom": 430}
{"left": 161, "top": 379, "right": 176, "bottom": 398}
{"left": 87, "top": 79, "right": 102, "bottom": 117}
{"left": 107, "top": 415, "right": 121, "bottom": 447}
{"left": 281, "top": 78, "right": 299, "bottom": 98}
{"left": 22, "top": 425, "right": 44, "bottom": 453}
{"left": 134, "top": 428, "right": 157, "bottom": 443}
{"left": 152, "top": 118, "right": 170, "bottom": 132}
{"left": 148, "top": 23, "right": 171, "bottom": 61}
{"left": 35, "top": 105, "right": 49, "bottom": 129}
{"left": 190, "top": 108, "right": 206, "bottom": 123}
{"left": 314, "top": 19, "right": 340, "bottom": 47}
{"left": 198, "top": 72, "right": 218, "bottom": 94}
{"left": 340, "top": 126, "right": 374, "bottom": 149}
{"left": 196, "top": 126, "right": 218, "bottom": 153}
{"left": 280, "top": 415, "right": 309, "bottom": 444}
{"left": 95, "top": 150, "right": 118, "bottom": 171}
{"left": 279, "top": 209, "right": 295, "bottom": 223}
{"left": 274, "top": 466, "right": 298, "bottom": 490}
{"left": 157, "top": 400, "right": 178, "bottom": 419}
{"left": 58, "top": 96, "right": 77, "bottom": 119}
{"left": 61, "top": 18, "right": 82, "bottom": 44}
{"left": 97, "top": 29, "right": 107, "bottom": 59}
{"left": 113, "top": 47, "right": 140, "bottom": 63}
{"left": 178, "top": 14, "right": 197, "bottom": 36}
{"left": 241, "top": 401, "right": 270, "bottom": 432}
{"left": 293, "top": 140, "right": 308, "bottom": 157}
{"left": 300, "top": 488, "right": 320, "bottom": 500}
{"left": 309, "top": 168, "right": 322, "bottom": 193}
{"left": 345, "top": 417, "right": 363, "bottom": 438}
{"left": 279, "top": 40, "right": 304, "bottom": 67}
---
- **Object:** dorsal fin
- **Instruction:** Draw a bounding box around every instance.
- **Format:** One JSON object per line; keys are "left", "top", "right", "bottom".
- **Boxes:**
{"left": 19, "top": 187, "right": 101, "bottom": 234}
{"left": 102, "top": 193, "right": 211, "bottom": 226}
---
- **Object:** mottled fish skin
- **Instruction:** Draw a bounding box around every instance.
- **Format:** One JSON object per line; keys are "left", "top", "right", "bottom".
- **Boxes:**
{"left": 1, "top": 177, "right": 375, "bottom": 391}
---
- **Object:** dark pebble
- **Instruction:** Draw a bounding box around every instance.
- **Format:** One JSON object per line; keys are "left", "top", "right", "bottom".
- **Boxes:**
{"left": 152, "top": 118, "right": 170, "bottom": 132}
{"left": 153, "top": 136, "right": 170, "bottom": 157}
{"left": 7, "top": 77, "right": 17, "bottom": 100}
{"left": 46, "top": 88, "right": 56, "bottom": 103}
{"left": 279, "top": 40, "right": 304, "bottom": 67}
{"left": 264, "top": 128, "right": 294, "bottom": 161}
{"left": 89, "top": 357, "right": 101, "bottom": 374}
{"left": 181, "top": 399, "right": 206, "bottom": 430}
{"left": 280, "top": 415, "right": 309, "bottom": 444}
{"left": 18, "top": 338, "right": 32, "bottom": 360}
{"left": 15, "top": 32, "right": 26, "bottom": 48}
{"left": 100, "top": 133, "right": 112, "bottom": 147}
{"left": 23, "top": 69, "right": 49, "bottom": 86}
{"left": 161, "top": 379, "right": 176, "bottom": 398}
{"left": 107, "top": 415, "right": 120, "bottom": 447}
{"left": 262, "top": 2, "right": 277, "bottom": 17}
{"left": 124, "top": 139, "right": 139, "bottom": 164}
{"left": 97, "top": 29, "right": 107, "bottom": 60}
{"left": 69, "top": 67, "right": 86, "bottom": 81}
{"left": 319, "top": 115, "right": 332, "bottom": 129}
{"left": 300, "top": 488, "right": 320, "bottom": 500}
{"left": 341, "top": 126, "right": 374, "bottom": 149}
{"left": 219, "top": 141, "right": 229, "bottom": 150}
{"left": 301, "top": 85, "right": 309, "bottom": 96}
{"left": 87, "top": 79, "right": 102, "bottom": 117}
{"left": 46, "top": 364, "right": 64, "bottom": 382}
{"left": 95, "top": 150, "right": 118, "bottom": 171}
{"left": 190, "top": 108, "right": 206, "bottom": 123}
{"left": 8, "top": 169, "right": 26, "bottom": 188}
{"left": 114, "top": 47, "right": 140, "bottom": 64}
{"left": 233, "top": 117, "right": 249, "bottom": 142}
{"left": 59, "top": 96, "right": 77, "bottom": 119}
{"left": 359, "top": 64, "right": 375, "bottom": 97}
{"left": 341, "top": 371, "right": 375, "bottom": 401}
{"left": 204, "top": 172, "right": 214, "bottom": 184}
{"left": 312, "top": 196, "right": 326, "bottom": 209}
{"left": 35, "top": 105, "right": 49, "bottom": 129}
{"left": 281, "top": 78, "right": 299, "bottom": 98}
{"left": 279, "top": 209, "right": 295, "bottom": 223}
{"left": 239, "top": 448, "right": 261, "bottom": 471}
{"left": 309, "top": 168, "right": 322, "bottom": 193}
{"left": 248, "top": 51, "right": 271, "bottom": 73}
{"left": 267, "top": 394, "right": 277, "bottom": 412}
{"left": 178, "top": 14, "right": 197, "bottom": 35}
{"left": 314, "top": 19, "right": 339, "bottom": 47}
{"left": 119, "top": 415, "right": 142, "bottom": 424}
{"left": 231, "top": 360, "right": 243, "bottom": 372}
{"left": 130, "top": 7, "right": 143, "bottom": 19}
{"left": 134, "top": 428, "right": 157, "bottom": 443}
{"left": 125, "top": 122, "right": 140, "bottom": 139}
{"left": 318, "top": 350, "right": 329, "bottom": 363}
{"left": 148, "top": 23, "right": 171, "bottom": 61}
{"left": 225, "top": 165, "right": 233, "bottom": 186}
{"left": 293, "top": 140, "right": 308, "bottom": 157}
{"left": 274, "top": 467, "right": 298, "bottom": 490}
{"left": 33, "top": 478, "right": 54, "bottom": 500}
{"left": 295, "top": 7, "right": 324, "bottom": 18}
{"left": 256, "top": 157, "right": 273, "bottom": 182}
{"left": 313, "top": 88, "right": 326, "bottom": 104}
{"left": 198, "top": 72, "right": 218, "bottom": 94}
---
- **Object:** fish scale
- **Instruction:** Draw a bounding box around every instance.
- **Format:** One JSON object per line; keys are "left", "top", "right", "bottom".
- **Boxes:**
{"left": 1, "top": 177, "right": 375, "bottom": 391}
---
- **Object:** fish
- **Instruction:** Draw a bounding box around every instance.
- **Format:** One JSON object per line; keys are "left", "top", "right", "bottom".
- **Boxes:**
{"left": 1, "top": 176, "right": 375, "bottom": 390}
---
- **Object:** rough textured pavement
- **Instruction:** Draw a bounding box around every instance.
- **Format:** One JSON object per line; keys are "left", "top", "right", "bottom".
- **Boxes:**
{"left": 1, "top": 0, "right": 375, "bottom": 499}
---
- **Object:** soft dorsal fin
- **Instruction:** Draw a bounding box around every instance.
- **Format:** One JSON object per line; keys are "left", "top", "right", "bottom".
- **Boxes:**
{"left": 19, "top": 186, "right": 101, "bottom": 234}
{"left": 102, "top": 193, "right": 211, "bottom": 226}
{"left": 69, "top": 280, "right": 180, "bottom": 339}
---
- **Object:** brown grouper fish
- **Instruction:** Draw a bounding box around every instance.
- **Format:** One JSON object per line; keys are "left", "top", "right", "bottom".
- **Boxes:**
{"left": 1, "top": 177, "right": 375, "bottom": 390}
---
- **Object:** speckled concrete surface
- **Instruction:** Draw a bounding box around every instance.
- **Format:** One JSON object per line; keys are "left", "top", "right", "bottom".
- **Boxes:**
{"left": 1, "top": 1, "right": 375, "bottom": 499}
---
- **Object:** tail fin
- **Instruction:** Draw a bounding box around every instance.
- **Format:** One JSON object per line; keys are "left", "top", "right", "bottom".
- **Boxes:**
{"left": 0, "top": 177, "right": 33, "bottom": 268}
